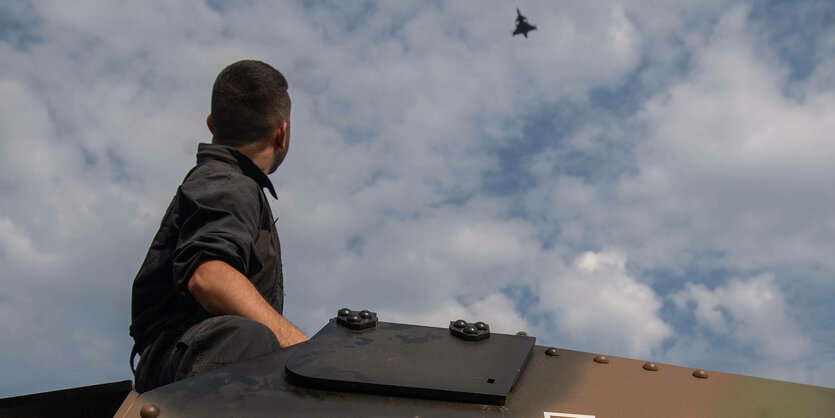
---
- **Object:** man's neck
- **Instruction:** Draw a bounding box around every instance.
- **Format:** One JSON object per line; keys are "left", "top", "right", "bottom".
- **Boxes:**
{"left": 213, "top": 139, "right": 272, "bottom": 175}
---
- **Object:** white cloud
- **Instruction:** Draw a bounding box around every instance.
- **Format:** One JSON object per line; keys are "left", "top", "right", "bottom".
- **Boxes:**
{"left": 445, "top": 221, "right": 533, "bottom": 264}
{"left": 673, "top": 273, "right": 811, "bottom": 360}
{"left": 0, "top": 217, "right": 59, "bottom": 268}
{"left": 279, "top": 200, "right": 546, "bottom": 336}
{"left": 388, "top": 293, "right": 530, "bottom": 336}
{"left": 521, "top": 4, "right": 835, "bottom": 273}
{"left": 618, "top": 4, "right": 835, "bottom": 270}
{"left": 0, "top": 79, "right": 59, "bottom": 184}
{"left": 538, "top": 251, "right": 672, "bottom": 358}
{"left": 608, "top": 6, "right": 639, "bottom": 59}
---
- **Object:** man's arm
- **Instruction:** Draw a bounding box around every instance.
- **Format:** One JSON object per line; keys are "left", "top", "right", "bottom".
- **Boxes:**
{"left": 187, "top": 260, "right": 308, "bottom": 348}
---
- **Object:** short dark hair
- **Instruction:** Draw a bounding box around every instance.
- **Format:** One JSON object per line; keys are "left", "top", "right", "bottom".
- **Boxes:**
{"left": 211, "top": 60, "right": 291, "bottom": 145}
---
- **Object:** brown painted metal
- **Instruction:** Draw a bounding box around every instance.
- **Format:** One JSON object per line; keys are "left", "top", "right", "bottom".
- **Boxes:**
{"left": 115, "top": 317, "right": 835, "bottom": 417}
{"left": 113, "top": 390, "right": 140, "bottom": 418}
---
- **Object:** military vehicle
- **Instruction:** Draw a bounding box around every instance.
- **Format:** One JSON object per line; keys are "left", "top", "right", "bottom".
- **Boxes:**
{"left": 3, "top": 308, "right": 833, "bottom": 417}
{"left": 513, "top": 8, "right": 537, "bottom": 38}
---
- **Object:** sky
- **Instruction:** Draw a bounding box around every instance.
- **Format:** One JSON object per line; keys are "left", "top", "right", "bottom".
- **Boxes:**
{"left": 1, "top": 0, "right": 834, "bottom": 398}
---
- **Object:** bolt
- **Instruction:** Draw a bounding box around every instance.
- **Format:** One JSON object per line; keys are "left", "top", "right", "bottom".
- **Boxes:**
{"left": 545, "top": 347, "right": 560, "bottom": 357}
{"left": 643, "top": 362, "right": 659, "bottom": 371}
{"left": 359, "top": 310, "right": 372, "bottom": 319}
{"left": 139, "top": 404, "right": 160, "bottom": 418}
{"left": 463, "top": 325, "right": 479, "bottom": 335}
{"left": 338, "top": 308, "right": 351, "bottom": 317}
{"left": 516, "top": 331, "right": 528, "bottom": 336}
{"left": 692, "top": 369, "right": 709, "bottom": 379}
{"left": 453, "top": 319, "right": 467, "bottom": 329}
{"left": 347, "top": 314, "right": 360, "bottom": 323}
{"left": 474, "top": 321, "right": 489, "bottom": 330}
{"left": 593, "top": 355, "right": 609, "bottom": 364}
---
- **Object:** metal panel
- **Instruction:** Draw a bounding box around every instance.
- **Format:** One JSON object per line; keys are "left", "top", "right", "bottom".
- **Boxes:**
{"left": 285, "top": 319, "right": 536, "bottom": 405}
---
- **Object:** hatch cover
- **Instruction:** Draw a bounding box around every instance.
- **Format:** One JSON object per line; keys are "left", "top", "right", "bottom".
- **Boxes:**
{"left": 285, "top": 319, "right": 536, "bottom": 405}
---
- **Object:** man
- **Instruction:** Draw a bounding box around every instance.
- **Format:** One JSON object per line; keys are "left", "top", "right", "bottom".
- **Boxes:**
{"left": 129, "top": 60, "right": 307, "bottom": 393}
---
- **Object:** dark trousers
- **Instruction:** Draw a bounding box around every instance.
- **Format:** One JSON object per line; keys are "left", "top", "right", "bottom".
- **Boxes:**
{"left": 135, "top": 315, "right": 281, "bottom": 393}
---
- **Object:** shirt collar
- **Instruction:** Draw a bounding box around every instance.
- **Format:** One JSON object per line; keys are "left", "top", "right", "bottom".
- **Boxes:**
{"left": 196, "top": 143, "right": 278, "bottom": 199}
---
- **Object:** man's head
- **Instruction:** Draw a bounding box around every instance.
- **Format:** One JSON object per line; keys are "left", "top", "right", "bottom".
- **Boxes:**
{"left": 208, "top": 60, "right": 291, "bottom": 173}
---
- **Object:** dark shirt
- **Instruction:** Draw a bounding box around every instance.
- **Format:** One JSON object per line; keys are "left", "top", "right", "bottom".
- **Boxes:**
{"left": 130, "top": 143, "right": 284, "bottom": 353}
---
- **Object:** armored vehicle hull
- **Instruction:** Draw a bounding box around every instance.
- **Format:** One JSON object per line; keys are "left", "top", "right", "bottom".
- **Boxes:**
{"left": 113, "top": 313, "right": 835, "bottom": 417}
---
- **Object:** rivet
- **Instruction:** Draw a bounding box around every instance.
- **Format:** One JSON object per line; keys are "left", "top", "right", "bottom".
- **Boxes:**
{"left": 545, "top": 347, "right": 560, "bottom": 357}
{"left": 516, "top": 331, "right": 528, "bottom": 336}
{"left": 359, "top": 310, "right": 372, "bottom": 319}
{"left": 463, "top": 325, "right": 479, "bottom": 335}
{"left": 453, "top": 319, "right": 467, "bottom": 329}
{"left": 139, "top": 404, "right": 160, "bottom": 418}
{"left": 693, "top": 369, "right": 709, "bottom": 379}
{"left": 593, "top": 355, "right": 609, "bottom": 364}
{"left": 347, "top": 314, "right": 360, "bottom": 323}
{"left": 338, "top": 308, "right": 351, "bottom": 317}
{"left": 474, "top": 321, "right": 489, "bottom": 330}
{"left": 643, "top": 362, "right": 659, "bottom": 371}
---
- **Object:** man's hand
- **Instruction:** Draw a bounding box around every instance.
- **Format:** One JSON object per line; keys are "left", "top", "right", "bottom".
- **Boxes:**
{"left": 188, "top": 260, "right": 308, "bottom": 348}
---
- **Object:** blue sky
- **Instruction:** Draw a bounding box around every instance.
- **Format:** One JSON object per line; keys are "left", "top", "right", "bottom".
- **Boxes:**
{"left": 2, "top": 0, "right": 835, "bottom": 397}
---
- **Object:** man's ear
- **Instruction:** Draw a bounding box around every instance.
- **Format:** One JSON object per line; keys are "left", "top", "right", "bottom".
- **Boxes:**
{"left": 275, "top": 121, "right": 288, "bottom": 150}
{"left": 206, "top": 114, "right": 215, "bottom": 134}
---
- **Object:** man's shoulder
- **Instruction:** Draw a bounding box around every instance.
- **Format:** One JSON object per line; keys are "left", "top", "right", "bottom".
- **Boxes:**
{"left": 185, "top": 160, "right": 261, "bottom": 190}
{"left": 179, "top": 160, "right": 264, "bottom": 207}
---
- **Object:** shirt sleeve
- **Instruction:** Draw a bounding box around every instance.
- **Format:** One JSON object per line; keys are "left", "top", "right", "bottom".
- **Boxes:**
{"left": 171, "top": 170, "right": 265, "bottom": 292}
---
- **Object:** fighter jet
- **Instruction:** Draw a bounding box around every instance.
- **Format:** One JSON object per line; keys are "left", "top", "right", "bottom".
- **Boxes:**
{"left": 513, "top": 8, "right": 537, "bottom": 38}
